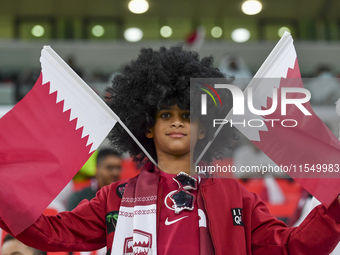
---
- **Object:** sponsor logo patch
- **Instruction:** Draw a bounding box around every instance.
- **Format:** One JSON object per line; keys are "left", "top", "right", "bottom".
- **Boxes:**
{"left": 106, "top": 211, "right": 119, "bottom": 235}
{"left": 116, "top": 182, "right": 128, "bottom": 198}
{"left": 124, "top": 229, "right": 152, "bottom": 254}
{"left": 231, "top": 208, "right": 244, "bottom": 226}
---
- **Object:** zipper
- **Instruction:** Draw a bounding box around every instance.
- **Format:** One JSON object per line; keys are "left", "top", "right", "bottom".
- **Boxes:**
{"left": 201, "top": 185, "right": 217, "bottom": 255}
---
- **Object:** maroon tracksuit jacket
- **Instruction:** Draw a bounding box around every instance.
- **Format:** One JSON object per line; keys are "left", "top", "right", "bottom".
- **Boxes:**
{"left": 1, "top": 163, "right": 340, "bottom": 254}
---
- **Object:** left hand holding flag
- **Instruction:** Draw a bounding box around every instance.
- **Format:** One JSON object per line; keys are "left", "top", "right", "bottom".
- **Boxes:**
{"left": 0, "top": 46, "right": 119, "bottom": 235}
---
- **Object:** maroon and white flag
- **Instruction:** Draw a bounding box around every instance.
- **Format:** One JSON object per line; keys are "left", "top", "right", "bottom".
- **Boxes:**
{"left": 185, "top": 26, "right": 205, "bottom": 51}
{"left": 236, "top": 32, "right": 340, "bottom": 207}
{"left": 0, "top": 46, "right": 119, "bottom": 235}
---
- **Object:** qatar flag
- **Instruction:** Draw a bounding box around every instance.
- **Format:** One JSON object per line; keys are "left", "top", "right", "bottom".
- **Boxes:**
{"left": 231, "top": 32, "right": 340, "bottom": 208}
{"left": 0, "top": 46, "right": 119, "bottom": 235}
{"left": 185, "top": 26, "right": 205, "bottom": 51}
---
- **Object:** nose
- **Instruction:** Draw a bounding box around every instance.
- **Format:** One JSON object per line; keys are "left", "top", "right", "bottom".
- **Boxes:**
{"left": 171, "top": 115, "right": 184, "bottom": 128}
{"left": 112, "top": 169, "right": 121, "bottom": 177}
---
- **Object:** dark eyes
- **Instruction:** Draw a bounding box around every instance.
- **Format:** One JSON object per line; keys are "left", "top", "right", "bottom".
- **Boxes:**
{"left": 160, "top": 113, "right": 171, "bottom": 118}
{"left": 159, "top": 112, "right": 190, "bottom": 120}
{"left": 182, "top": 113, "right": 190, "bottom": 119}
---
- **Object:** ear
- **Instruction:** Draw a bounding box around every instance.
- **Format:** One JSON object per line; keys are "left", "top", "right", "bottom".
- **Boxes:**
{"left": 145, "top": 128, "right": 154, "bottom": 139}
{"left": 198, "top": 127, "right": 206, "bottom": 140}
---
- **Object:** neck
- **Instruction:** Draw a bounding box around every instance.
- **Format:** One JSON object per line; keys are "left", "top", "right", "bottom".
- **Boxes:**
{"left": 156, "top": 152, "right": 195, "bottom": 175}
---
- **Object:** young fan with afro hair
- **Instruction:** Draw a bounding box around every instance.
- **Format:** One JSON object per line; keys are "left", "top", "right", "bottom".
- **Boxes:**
{"left": 107, "top": 45, "right": 235, "bottom": 165}
{"left": 1, "top": 45, "right": 340, "bottom": 255}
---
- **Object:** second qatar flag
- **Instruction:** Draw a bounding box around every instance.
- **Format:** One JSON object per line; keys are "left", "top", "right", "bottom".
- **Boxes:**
{"left": 0, "top": 46, "right": 119, "bottom": 235}
{"left": 232, "top": 32, "right": 340, "bottom": 208}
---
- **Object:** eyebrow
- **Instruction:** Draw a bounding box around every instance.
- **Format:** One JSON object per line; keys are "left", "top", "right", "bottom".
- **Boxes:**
{"left": 159, "top": 106, "right": 171, "bottom": 110}
{"left": 159, "top": 107, "right": 190, "bottom": 111}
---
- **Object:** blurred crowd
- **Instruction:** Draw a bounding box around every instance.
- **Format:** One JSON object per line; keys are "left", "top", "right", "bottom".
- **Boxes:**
{"left": 1, "top": 53, "right": 340, "bottom": 106}
{"left": 0, "top": 56, "right": 113, "bottom": 105}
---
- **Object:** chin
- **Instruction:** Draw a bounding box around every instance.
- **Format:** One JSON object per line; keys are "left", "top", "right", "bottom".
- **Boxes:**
{"left": 167, "top": 148, "right": 191, "bottom": 157}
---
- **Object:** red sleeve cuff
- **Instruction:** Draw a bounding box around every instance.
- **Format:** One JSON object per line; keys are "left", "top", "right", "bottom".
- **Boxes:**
{"left": 326, "top": 196, "right": 340, "bottom": 223}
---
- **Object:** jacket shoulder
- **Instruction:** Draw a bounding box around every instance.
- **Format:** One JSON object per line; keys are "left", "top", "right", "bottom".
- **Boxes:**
{"left": 203, "top": 177, "right": 259, "bottom": 209}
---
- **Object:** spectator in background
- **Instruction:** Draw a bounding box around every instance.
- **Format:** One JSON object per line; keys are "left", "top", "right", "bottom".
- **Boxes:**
{"left": 306, "top": 64, "right": 340, "bottom": 105}
{"left": 67, "top": 149, "right": 122, "bottom": 211}
{"left": 233, "top": 140, "right": 303, "bottom": 223}
{"left": 66, "top": 55, "right": 83, "bottom": 78}
{"left": 1, "top": 234, "right": 46, "bottom": 255}
{"left": 233, "top": 141, "right": 281, "bottom": 179}
{"left": 15, "top": 69, "right": 40, "bottom": 102}
{"left": 218, "top": 53, "right": 253, "bottom": 90}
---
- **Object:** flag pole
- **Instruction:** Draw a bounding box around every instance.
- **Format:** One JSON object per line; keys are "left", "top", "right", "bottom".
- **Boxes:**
{"left": 117, "top": 119, "right": 157, "bottom": 166}
{"left": 194, "top": 32, "right": 292, "bottom": 166}
{"left": 336, "top": 98, "right": 340, "bottom": 141}
{"left": 43, "top": 45, "right": 158, "bottom": 167}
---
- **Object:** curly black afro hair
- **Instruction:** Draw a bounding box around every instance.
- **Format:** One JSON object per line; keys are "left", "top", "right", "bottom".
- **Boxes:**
{"left": 106, "top": 45, "right": 236, "bottom": 164}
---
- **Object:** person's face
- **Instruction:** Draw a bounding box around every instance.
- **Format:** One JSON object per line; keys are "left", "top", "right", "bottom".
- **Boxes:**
{"left": 1, "top": 239, "right": 35, "bottom": 255}
{"left": 96, "top": 155, "right": 122, "bottom": 188}
{"left": 146, "top": 105, "right": 205, "bottom": 158}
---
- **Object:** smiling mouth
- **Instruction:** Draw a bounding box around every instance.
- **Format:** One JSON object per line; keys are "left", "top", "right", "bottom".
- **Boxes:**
{"left": 167, "top": 133, "right": 186, "bottom": 138}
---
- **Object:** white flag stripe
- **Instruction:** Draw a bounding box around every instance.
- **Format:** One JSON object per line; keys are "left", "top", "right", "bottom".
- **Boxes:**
{"left": 336, "top": 98, "right": 340, "bottom": 116}
{"left": 230, "top": 32, "right": 297, "bottom": 142}
{"left": 40, "top": 46, "right": 158, "bottom": 165}
{"left": 253, "top": 31, "right": 296, "bottom": 79}
{"left": 40, "top": 46, "right": 119, "bottom": 152}
{"left": 195, "top": 32, "right": 297, "bottom": 164}
{"left": 41, "top": 46, "right": 117, "bottom": 120}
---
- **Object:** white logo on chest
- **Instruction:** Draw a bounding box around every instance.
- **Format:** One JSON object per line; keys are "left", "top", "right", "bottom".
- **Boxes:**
{"left": 198, "top": 209, "right": 207, "bottom": 227}
{"left": 164, "top": 190, "right": 207, "bottom": 228}
{"left": 165, "top": 216, "right": 189, "bottom": 225}
{"left": 164, "top": 190, "right": 177, "bottom": 211}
